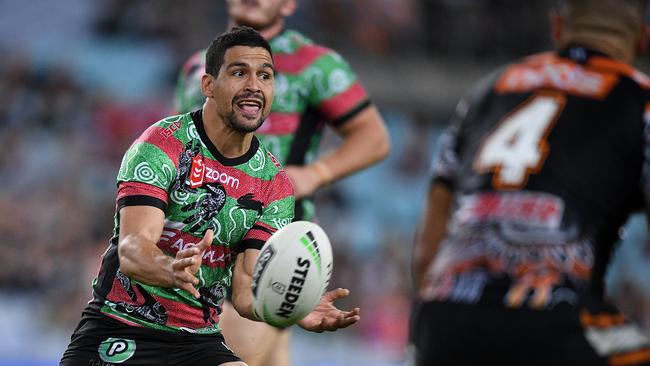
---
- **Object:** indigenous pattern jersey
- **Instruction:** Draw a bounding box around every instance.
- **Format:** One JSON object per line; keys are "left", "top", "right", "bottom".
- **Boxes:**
{"left": 423, "top": 46, "right": 650, "bottom": 314}
{"left": 175, "top": 29, "right": 370, "bottom": 220}
{"left": 87, "top": 110, "right": 294, "bottom": 334}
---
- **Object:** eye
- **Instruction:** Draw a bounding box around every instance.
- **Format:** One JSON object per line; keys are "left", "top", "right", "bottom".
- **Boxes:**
{"left": 232, "top": 70, "right": 244, "bottom": 77}
{"left": 259, "top": 72, "right": 272, "bottom": 81}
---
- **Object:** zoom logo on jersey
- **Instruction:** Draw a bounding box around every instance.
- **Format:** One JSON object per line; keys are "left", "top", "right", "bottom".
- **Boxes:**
{"left": 98, "top": 338, "right": 136, "bottom": 363}
{"left": 276, "top": 257, "right": 310, "bottom": 319}
{"left": 252, "top": 246, "right": 276, "bottom": 296}
{"left": 205, "top": 166, "right": 240, "bottom": 189}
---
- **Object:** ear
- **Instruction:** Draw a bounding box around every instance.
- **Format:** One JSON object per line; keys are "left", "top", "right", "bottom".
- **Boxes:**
{"left": 201, "top": 74, "right": 215, "bottom": 98}
{"left": 549, "top": 9, "right": 565, "bottom": 48}
{"left": 280, "top": 0, "right": 297, "bottom": 17}
{"left": 635, "top": 24, "right": 650, "bottom": 56}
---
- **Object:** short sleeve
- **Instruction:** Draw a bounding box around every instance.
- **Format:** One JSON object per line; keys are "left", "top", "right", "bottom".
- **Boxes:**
{"left": 238, "top": 170, "right": 295, "bottom": 252}
{"left": 306, "top": 50, "right": 370, "bottom": 126}
{"left": 116, "top": 127, "right": 178, "bottom": 209}
{"left": 174, "top": 50, "right": 206, "bottom": 114}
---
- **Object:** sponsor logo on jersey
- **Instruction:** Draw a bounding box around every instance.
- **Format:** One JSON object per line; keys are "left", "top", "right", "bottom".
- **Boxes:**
{"left": 205, "top": 166, "right": 240, "bottom": 189}
{"left": 496, "top": 59, "right": 615, "bottom": 98}
{"left": 456, "top": 192, "right": 564, "bottom": 229}
{"left": 189, "top": 155, "right": 205, "bottom": 188}
{"left": 98, "top": 338, "right": 136, "bottom": 363}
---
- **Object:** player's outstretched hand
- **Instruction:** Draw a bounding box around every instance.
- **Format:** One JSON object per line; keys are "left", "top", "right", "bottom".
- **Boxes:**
{"left": 298, "top": 288, "right": 361, "bottom": 333}
{"left": 171, "top": 229, "right": 213, "bottom": 298}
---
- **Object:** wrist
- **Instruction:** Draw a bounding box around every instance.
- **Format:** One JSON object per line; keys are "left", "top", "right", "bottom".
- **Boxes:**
{"left": 311, "top": 161, "right": 333, "bottom": 186}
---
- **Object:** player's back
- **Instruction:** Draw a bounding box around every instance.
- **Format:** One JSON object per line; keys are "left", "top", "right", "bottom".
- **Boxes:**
{"left": 423, "top": 45, "right": 649, "bottom": 312}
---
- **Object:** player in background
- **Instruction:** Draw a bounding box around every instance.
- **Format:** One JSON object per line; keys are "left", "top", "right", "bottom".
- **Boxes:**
{"left": 411, "top": 0, "right": 650, "bottom": 365}
{"left": 175, "top": 1, "right": 390, "bottom": 365}
{"left": 60, "top": 26, "right": 359, "bottom": 366}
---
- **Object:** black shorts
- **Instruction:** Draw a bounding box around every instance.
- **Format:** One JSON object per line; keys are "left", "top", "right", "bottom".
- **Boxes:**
{"left": 411, "top": 301, "right": 620, "bottom": 366}
{"left": 60, "top": 313, "right": 241, "bottom": 366}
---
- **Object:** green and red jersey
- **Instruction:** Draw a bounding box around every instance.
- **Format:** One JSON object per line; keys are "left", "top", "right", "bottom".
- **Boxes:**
{"left": 87, "top": 110, "right": 294, "bottom": 334}
{"left": 175, "top": 29, "right": 370, "bottom": 220}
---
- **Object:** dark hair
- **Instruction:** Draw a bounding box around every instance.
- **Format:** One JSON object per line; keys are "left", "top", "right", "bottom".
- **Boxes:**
{"left": 205, "top": 26, "right": 273, "bottom": 77}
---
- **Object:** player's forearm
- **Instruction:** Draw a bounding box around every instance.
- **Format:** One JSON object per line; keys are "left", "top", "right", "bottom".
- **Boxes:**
{"left": 412, "top": 184, "right": 453, "bottom": 291}
{"left": 317, "top": 106, "right": 390, "bottom": 183}
{"left": 231, "top": 249, "right": 262, "bottom": 322}
{"left": 118, "top": 234, "right": 175, "bottom": 288}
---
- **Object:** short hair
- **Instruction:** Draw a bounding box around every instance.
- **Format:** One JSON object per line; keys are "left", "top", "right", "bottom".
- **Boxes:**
{"left": 555, "top": 0, "right": 647, "bottom": 45}
{"left": 205, "top": 26, "right": 273, "bottom": 77}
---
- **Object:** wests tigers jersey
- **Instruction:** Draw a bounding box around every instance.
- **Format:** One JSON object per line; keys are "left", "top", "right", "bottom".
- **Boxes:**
{"left": 423, "top": 46, "right": 650, "bottom": 312}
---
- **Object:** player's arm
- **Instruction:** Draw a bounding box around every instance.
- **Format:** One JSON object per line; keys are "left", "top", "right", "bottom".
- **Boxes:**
{"left": 231, "top": 248, "right": 261, "bottom": 321}
{"left": 284, "top": 49, "right": 390, "bottom": 199}
{"left": 412, "top": 183, "right": 453, "bottom": 292}
{"left": 117, "top": 205, "right": 212, "bottom": 299}
{"left": 286, "top": 105, "right": 389, "bottom": 199}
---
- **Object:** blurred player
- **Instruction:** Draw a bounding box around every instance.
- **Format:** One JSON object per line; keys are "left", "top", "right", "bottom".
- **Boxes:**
{"left": 411, "top": 0, "right": 650, "bottom": 365}
{"left": 60, "top": 26, "right": 359, "bottom": 366}
{"left": 175, "top": 1, "right": 390, "bottom": 364}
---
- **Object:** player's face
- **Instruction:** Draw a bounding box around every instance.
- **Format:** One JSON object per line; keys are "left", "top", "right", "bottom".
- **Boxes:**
{"left": 212, "top": 46, "right": 274, "bottom": 133}
{"left": 227, "top": 0, "right": 294, "bottom": 30}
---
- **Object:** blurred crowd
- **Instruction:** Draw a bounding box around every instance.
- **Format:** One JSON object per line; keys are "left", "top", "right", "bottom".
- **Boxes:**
{"left": 0, "top": 0, "right": 648, "bottom": 362}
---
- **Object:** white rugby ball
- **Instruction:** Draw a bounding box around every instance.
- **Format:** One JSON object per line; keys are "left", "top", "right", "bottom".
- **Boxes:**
{"left": 251, "top": 221, "right": 333, "bottom": 328}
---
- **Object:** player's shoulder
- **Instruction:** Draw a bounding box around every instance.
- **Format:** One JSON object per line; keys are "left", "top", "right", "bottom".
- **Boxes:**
{"left": 181, "top": 49, "right": 207, "bottom": 74}
{"left": 272, "top": 29, "right": 343, "bottom": 64}
{"left": 134, "top": 113, "right": 193, "bottom": 146}
{"left": 254, "top": 138, "right": 285, "bottom": 175}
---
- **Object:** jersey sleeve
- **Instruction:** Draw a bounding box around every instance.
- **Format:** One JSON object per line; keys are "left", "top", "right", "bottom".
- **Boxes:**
{"left": 174, "top": 50, "right": 206, "bottom": 114}
{"left": 307, "top": 49, "right": 370, "bottom": 127}
{"left": 116, "top": 127, "right": 178, "bottom": 211}
{"left": 238, "top": 170, "right": 295, "bottom": 252}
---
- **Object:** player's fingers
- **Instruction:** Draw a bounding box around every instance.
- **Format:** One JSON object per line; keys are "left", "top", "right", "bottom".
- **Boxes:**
{"left": 176, "top": 247, "right": 200, "bottom": 259}
{"left": 172, "top": 257, "right": 197, "bottom": 270}
{"left": 178, "top": 282, "right": 200, "bottom": 299}
{"left": 197, "top": 229, "right": 213, "bottom": 251}
{"left": 174, "top": 270, "right": 199, "bottom": 286}
{"left": 324, "top": 288, "right": 350, "bottom": 301}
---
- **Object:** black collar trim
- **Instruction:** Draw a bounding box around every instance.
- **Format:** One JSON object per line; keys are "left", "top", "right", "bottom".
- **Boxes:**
{"left": 190, "top": 109, "right": 260, "bottom": 167}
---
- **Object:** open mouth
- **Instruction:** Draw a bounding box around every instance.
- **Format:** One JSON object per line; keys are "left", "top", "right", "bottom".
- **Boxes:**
{"left": 235, "top": 98, "right": 263, "bottom": 119}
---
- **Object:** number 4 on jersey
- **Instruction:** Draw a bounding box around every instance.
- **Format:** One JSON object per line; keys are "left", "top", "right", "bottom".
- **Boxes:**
{"left": 474, "top": 94, "right": 566, "bottom": 189}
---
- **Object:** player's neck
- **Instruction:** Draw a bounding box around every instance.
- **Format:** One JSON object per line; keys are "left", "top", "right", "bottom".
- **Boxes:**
{"left": 229, "top": 18, "right": 286, "bottom": 40}
{"left": 563, "top": 34, "right": 634, "bottom": 64}
{"left": 202, "top": 106, "right": 254, "bottom": 158}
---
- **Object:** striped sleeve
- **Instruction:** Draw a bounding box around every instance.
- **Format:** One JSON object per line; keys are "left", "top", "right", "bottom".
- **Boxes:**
{"left": 307, "top": 50, "right": 370, "bottom": 126}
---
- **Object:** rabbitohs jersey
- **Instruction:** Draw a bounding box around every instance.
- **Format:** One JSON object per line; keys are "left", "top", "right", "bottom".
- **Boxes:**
{"left": 423, "top": 46, "right": 650, "bottom": 313}
{"left": 175, "top": 29, "right": 370, "bottom": 220}
{"left": 87, "top": 110, "right": 294, "bottom": 334}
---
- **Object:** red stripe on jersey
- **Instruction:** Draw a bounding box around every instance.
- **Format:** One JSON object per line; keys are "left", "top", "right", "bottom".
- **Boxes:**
{"left": 157, "top": 227, "right": 234, "bottom": 269}
{"left": 105, "top": 276, "right": 219, "bottom": 329}
{"left": 157, "top": 296, "right": 218, "bottom": 329}
{"left": 117, "top": 181, "right": 169, "bottom": 204}
{"left": 257, "top": 112, "right": 300, "bottom": 134}
{"left": 133, "top": 126, "right": 185, "bottom": 167}
{"left": 264, "top": 170, "right": 294, "bottom": 204}
{"left": 274, "top": 45, "right": 329, "bottom": 74}
{"left": 318, "top": 82, "right": 368, "bottom": 121}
